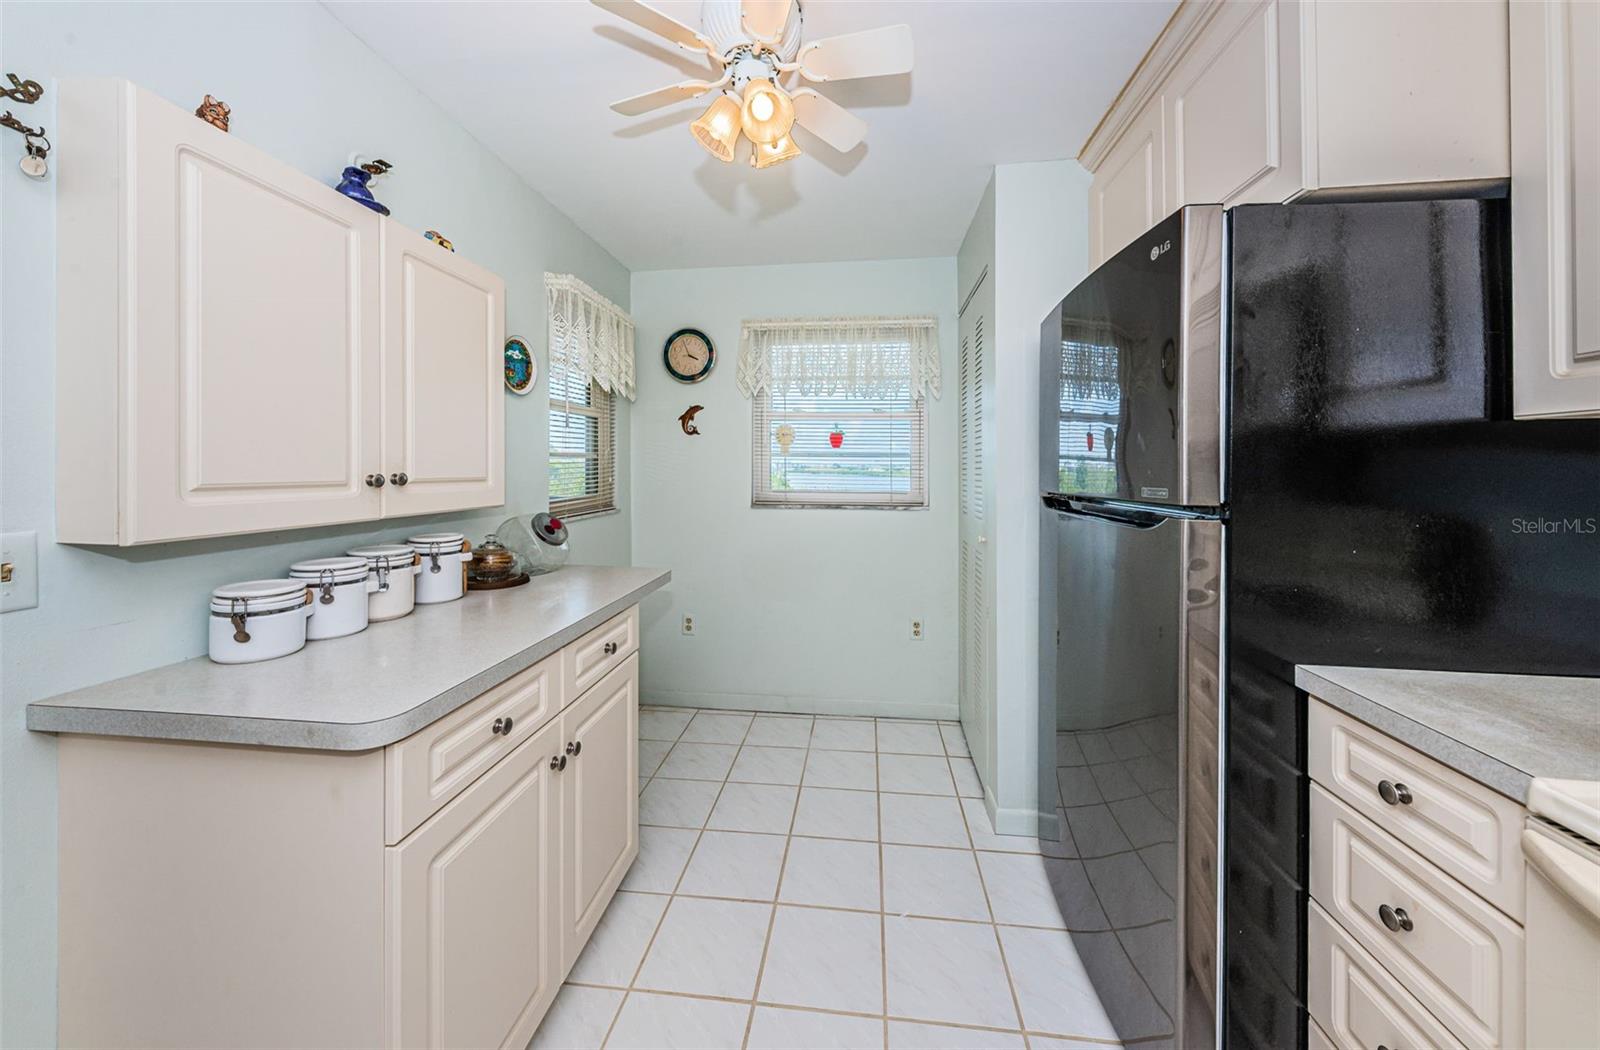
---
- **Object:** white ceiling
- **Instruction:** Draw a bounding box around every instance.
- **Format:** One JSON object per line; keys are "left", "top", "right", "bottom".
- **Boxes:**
{"left": 325, "top": 0, "right": 1174, "bottom": 271}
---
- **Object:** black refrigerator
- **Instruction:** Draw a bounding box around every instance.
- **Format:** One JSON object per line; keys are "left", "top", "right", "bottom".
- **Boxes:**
{"left": 1040, "top": 193, "right": 1600, "bottom": 1050}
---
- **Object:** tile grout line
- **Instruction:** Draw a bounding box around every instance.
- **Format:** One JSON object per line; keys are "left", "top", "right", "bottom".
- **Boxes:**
{"left": 876, "top": 720, "right": 889, "bottom": 1050}
{"left": 739, "top": 714, "right": 806, "bottom": 1050}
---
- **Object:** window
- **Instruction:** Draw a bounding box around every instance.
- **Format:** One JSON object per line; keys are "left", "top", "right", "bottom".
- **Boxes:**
{"left": 549, "top": 362, "right": 616, "bottom": 517}
{"left": 742, "top": 318, "right": 939, "bottom": 509}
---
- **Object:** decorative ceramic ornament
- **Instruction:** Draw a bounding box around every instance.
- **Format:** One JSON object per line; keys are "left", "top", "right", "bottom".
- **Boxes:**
{"left": 678, "top": 405, "right": 704, "bottom": 436}
{"left": 504, "top": 336, "right": 536, "bottom": 395}
{"left": 425, "top": 229, "right": 455, "bottom": 252}
{"left": 775, "top": 423, "right": 795, "bottom": 454}
{"left": 194, "top": 95, "right": 230, "bottom": 132}
{"left": 335, "top": 158, "right": 392, "bottom": 215}
{"left": 664, "top": 328, "right": 715, "bottom": 383}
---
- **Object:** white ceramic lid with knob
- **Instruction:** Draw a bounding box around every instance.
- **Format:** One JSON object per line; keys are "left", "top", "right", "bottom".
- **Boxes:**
{"left": 348, "top": 543, "right": 416, "bottom": 567}
{"left": 288, "top": 555, "right": 371, "bottom": 584}
{"left": 407, "top": 531, "right": 466, "bottom": 551}
{"left": 209, "top": 579, "right": 311, "bottom": 613}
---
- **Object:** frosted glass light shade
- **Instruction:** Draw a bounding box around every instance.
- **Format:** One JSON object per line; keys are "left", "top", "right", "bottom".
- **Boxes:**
{"left": 740, "top": 78, "right": 795, "bottom": 145}
{"left": 752, "top": 134, "right": 802, "bottom": 168}
{"left": 691, "top": 96, "right": 741, "bottom": 162}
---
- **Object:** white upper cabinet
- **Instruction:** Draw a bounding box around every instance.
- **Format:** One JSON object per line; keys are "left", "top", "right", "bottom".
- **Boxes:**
{"left": 55, "top": 79, "right": 508, "bottom": 544}
{"left": 1085, "top": 0, "right": 1510, "bottom": 269}
{"left": 1090, "top": 102, "right": 1167, "bottom": 265}
{"left": 382, "top": 222, "right": 505, "bottom": 516}
{"left": 1510, "top": 0, "right": 1600, "bottom": 419}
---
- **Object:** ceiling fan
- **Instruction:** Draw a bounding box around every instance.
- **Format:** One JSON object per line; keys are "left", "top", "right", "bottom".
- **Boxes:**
{"left": 591, "top": 0, "right": 912, "bottom": 168}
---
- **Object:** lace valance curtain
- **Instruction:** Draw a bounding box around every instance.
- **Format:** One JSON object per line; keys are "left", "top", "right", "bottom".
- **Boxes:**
{"left": 736, "top": 316, "right": 941, "bottom": 401}
{"left": 545, "top": 272, "right": 636, "bottom": 401}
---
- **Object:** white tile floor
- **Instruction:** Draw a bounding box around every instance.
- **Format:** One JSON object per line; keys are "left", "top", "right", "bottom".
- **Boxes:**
{"left": 530, "top": 710, "right": 1178, "bottom": 1050}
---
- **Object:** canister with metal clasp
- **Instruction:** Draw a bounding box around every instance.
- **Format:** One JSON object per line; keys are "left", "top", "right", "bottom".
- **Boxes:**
{"left": 208, "top": 580, "right": 316, "bottom": 664}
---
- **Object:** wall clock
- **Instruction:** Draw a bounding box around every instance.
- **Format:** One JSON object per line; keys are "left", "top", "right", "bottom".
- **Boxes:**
{"left": 664, "top": 328, "right": 715, "bottom": 384}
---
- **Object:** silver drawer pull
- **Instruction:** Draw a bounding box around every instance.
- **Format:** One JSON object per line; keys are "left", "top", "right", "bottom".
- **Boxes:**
{"left": 1377, "top": 780, "right": 1412, "bottom": 806}
{"left": 603, "top": 641, "right": 619, "bottom": 656}
{"left": 566, "top": 740, "right": 582, "bottom": 758}
{"left": 550, "top": 754, "right": 567, "bottom": 772}
{"left": 492, "top": 716, "right": 514, "bottom": 736}
{"left": 1378, "top": 903, "right": 1413, "bottom": 932}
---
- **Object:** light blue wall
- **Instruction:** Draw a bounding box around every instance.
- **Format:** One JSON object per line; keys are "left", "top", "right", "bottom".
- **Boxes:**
{"left": 0, "top": 4, "right": 629, "bottom": 1044}
{"left": 629, "top": 258, "right": 959, "bottom": 718}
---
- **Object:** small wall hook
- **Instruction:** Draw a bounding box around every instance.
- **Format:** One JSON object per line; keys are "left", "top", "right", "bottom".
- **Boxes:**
{"left": 1, "top": 75, "right": 43, "bottom": 106}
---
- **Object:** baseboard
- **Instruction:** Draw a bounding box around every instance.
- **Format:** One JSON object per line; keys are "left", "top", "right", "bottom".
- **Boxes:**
{"left": 641, "top": 688, "right": 958, "bottom": 722}
{"left": 983, "top": 787, "right": 1062, "bottom": 841}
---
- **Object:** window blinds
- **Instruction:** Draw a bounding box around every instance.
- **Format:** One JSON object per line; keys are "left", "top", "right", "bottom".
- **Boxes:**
{"left": 549, "top": 363, "right": 616, "bottom": 517}
{"left": 742, "top": 317, "right": 938, "bottom": 509}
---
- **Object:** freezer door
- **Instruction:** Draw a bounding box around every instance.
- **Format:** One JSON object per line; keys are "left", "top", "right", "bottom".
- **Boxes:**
{"left": 1045, "top": 506, "right": 1222, "bottom": 1049}
{"left": 1043, "top": 206, "right": 1224, "bottom": 507}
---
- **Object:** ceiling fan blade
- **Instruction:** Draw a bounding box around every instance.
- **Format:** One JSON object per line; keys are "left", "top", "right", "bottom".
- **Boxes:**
{"left": 610, "top": 79, "right": 724, "bottom": 116}
{"left": 741, "top": 0, "right": 790, "bottom": 43}
{"left": 591, "top": 0, "right": 717, "bottom": 57}
{"left": 797, "top": 24, "right": 913, "bottom": 82}
{"left": 790, "top": 88, "right": 868, "bottom": 152}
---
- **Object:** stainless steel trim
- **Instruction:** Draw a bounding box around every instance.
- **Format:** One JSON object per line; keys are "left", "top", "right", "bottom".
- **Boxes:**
{"left": 1176, "top": 515, "right": 1224, "bottom": 1050}
{"left": 1177, "top": 205, "right": 1225, "bottom": 507}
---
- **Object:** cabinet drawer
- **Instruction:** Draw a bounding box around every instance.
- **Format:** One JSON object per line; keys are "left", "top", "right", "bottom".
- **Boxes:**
{"left": 1310, "top": 784, "right": 1524, "bottom": 1049}
{"left": 1308, "top": 698, "right": 1524, "bottom": 920}
{"left": 386, "top": 655, "right": 561, "bottom": 844}
{"left": 1308, "top": 899, "right": 1466, "bottom": 1050}
{"left": 564, "top": 606, "right": 639, "bottom": 699}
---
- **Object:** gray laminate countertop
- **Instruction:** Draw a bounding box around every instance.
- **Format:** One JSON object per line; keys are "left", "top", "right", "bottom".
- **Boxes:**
{"left": 27, "top": 566, "right": 670, "bottom": 751}
{"left": 1297, "top": 664, "right": 1600, "bottom": 802}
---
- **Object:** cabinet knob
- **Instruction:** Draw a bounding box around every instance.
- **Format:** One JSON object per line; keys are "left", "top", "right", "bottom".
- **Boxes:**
{"left": 566, "top": 740, "right": 582, "bottom": 757}
{"left": 492, "top": 716, "right": 514, "bottom": 736}
{"left": 1378, "top": 904, "right": 1413, "bottom": 933}
{"left": 1377, "top": 780, "right": 1412, "bottom": 806}
{"left": 550, "top": 754, "right": 567, "bottom": 772}
{"left": 603, "top": 641, "right": 619, "bottom": 656}
{"left": 365, "top": 473, "right": 386, "bottom": 488}
{"left": 390, "top": 472, "right": 409, "bottom": 487}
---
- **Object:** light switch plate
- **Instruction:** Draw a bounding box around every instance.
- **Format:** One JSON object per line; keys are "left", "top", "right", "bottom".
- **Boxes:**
{"left": 1, "top": 531, "right": 39, "bottom": 612}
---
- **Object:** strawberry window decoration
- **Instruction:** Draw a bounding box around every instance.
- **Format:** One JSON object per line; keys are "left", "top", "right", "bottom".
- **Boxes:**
{"left": 829, "top": 424, "right": 845, "bottom": 449}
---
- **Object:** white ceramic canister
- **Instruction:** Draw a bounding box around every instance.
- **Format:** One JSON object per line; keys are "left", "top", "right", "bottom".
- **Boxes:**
{"left": 348, "top": 544, "right": 421, "bottom": 622}
{"left": 408, "top": 532, "right": 471, "bottom": 604}
{"left": 209, "top": 579, "right": 316, "bottom": 664}
{"left": 289, "top": 556, "right": 379, "bottom": 640}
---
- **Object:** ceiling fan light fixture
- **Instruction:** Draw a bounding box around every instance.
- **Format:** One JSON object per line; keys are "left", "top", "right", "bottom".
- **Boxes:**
{"left": 739, "top": 78, "right": 795, "bottom": 145}
{"left": 752, "top": 134, "right": 802, "bottom": 169}
{"left": 690, "top": 95, "right": 742, "bottom": 162}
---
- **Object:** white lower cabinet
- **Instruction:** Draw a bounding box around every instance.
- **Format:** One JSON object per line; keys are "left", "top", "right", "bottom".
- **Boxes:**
{"left": 561, "top": 655, "right": 640, "bottom": 966}
{"left": 389, "top": 718, "right": 563, "bottom": 1050}
{"left": 54, "top": 608, "right": 641, "bottom": 1049}
{"left": 1306, "top": 694, "right": 1526, "bottom": 1050}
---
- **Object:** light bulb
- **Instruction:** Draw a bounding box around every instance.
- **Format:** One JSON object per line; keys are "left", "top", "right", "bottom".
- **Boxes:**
{"left": 690, "top": 95, "right": 742, "bottom": 163}
{"left": 740, "top": 78, "right": 795, "bottom": 146}
{"left": 753, "top": 134, "right": 801, "bottom": 169}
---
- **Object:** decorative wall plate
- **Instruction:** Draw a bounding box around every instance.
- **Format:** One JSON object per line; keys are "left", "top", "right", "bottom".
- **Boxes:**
{"left": 504, "top": 336, "right": 536, "bottom": 395}
{"left": 664, "top": 328, "right": 715, "bottom": 383}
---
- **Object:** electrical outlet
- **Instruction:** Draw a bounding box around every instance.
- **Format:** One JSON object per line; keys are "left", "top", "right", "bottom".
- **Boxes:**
{"left": 910, "top": 618, "right": 924, "bottom": 640}
{"left": 1, "top": 531, "right": 39, "bottom": 613}
{"left": 681, "top": 614, "right": 695, "bottom": 636}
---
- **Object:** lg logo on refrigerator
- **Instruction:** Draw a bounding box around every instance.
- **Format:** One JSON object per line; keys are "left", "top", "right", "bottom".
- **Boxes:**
{"left": 1150, "top": 240, "right": 1172, "bottom": 262}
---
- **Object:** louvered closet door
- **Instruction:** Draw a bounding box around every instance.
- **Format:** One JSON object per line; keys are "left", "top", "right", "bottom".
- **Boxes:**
{"left": 957, "top": 269, "right": 992, "bottom": 789}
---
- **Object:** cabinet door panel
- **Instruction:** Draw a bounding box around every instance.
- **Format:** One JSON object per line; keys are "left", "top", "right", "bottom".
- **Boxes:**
{"left": 128, "top": 87, "right": 382, "bottom": 541}
{"left": 1090, "top": 102, "right": 1165, "bottom": 266}
{"left": 388, "top": 720, "right": 561, "bottom": 1050}
{"left": 561, "top": 653, "right": 639, "bottom": 970}
{"left": 1164, "top": 0, "right": 1301, "bottom": 209}
{"left": 383, "top": 224, "right": 506, "bottom": 516}
{"left": 1512, "top": 0, "right": 1600, "bottom": 418}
